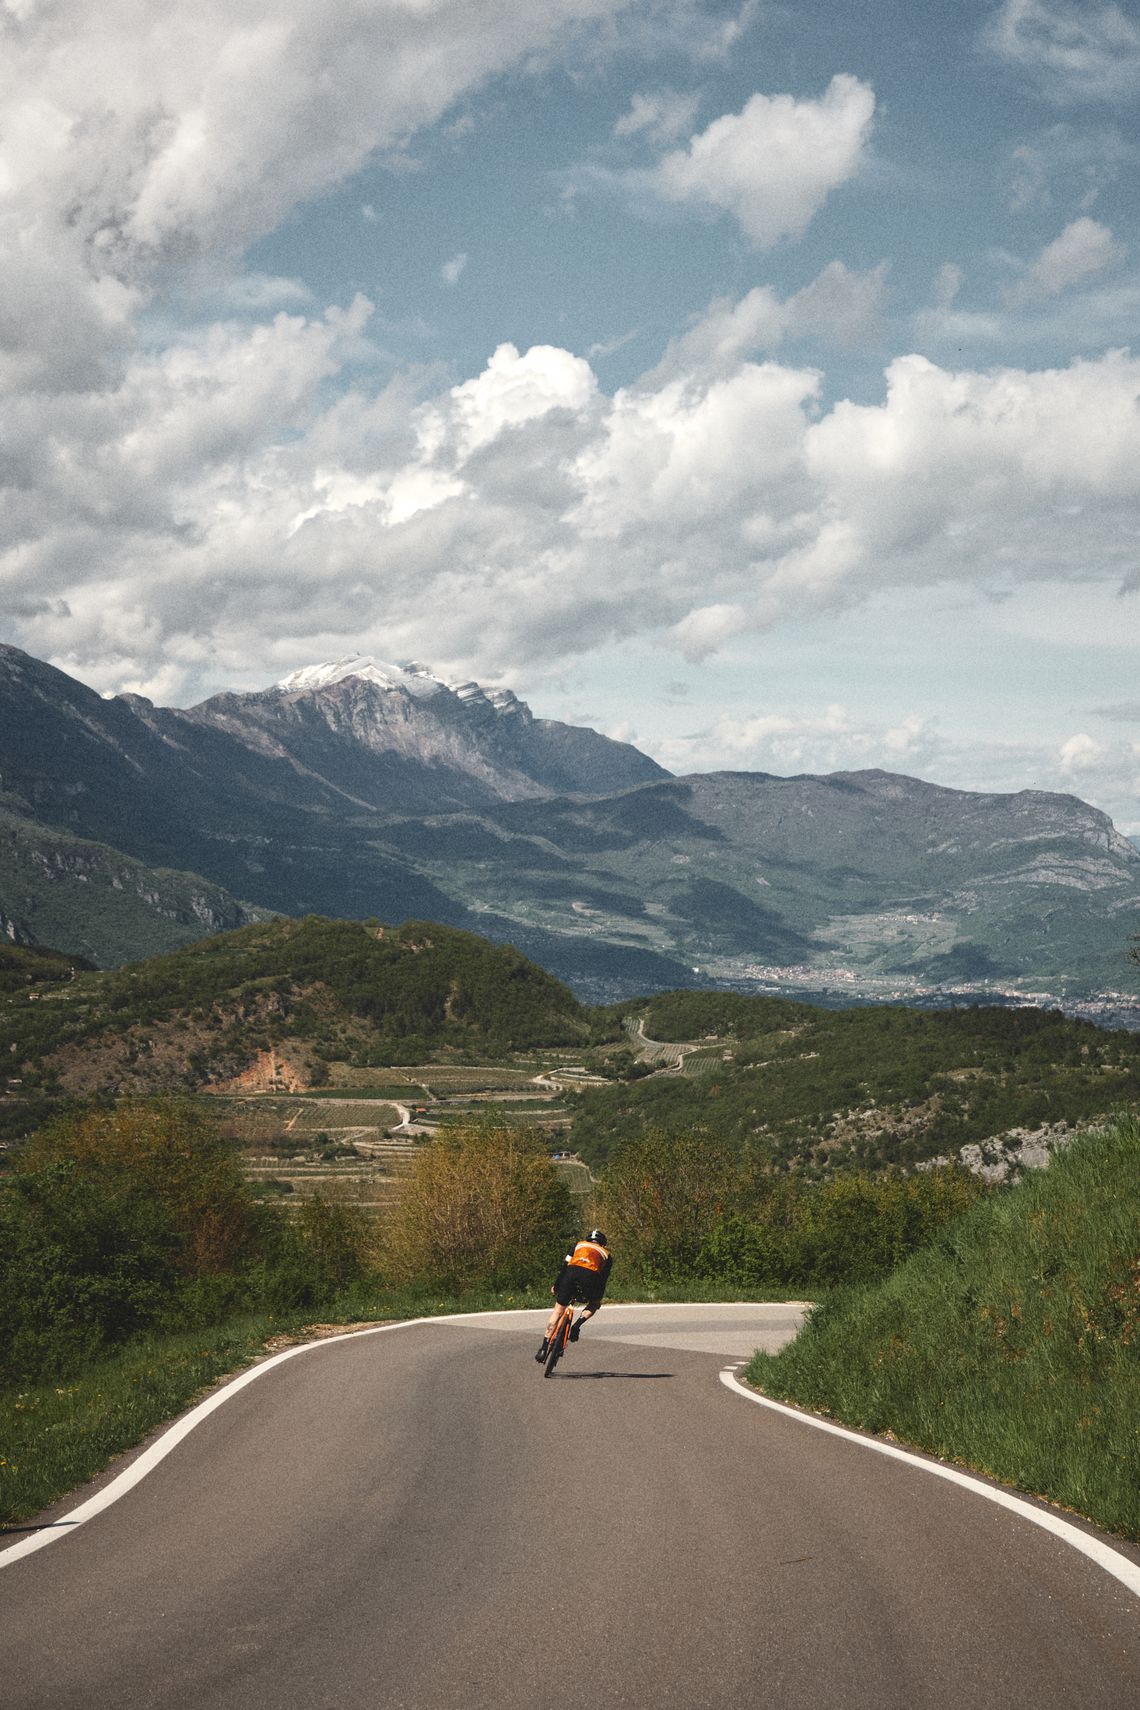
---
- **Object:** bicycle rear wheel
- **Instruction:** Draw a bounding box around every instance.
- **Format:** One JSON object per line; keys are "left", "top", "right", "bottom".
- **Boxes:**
{"left": 543, "top": 1313, "right": 570, "bottom": 1377}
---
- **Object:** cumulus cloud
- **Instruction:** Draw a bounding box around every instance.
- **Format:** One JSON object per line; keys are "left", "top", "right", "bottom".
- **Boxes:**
{"left": 440, "top": 252, "right": 468, "bottom": 286}
{"left": 646, "top": 75, "right": 875, "bottom": 246}
{"left": 1008, "top": 216, "right": 1125, "bottom": 303}
{"left": 983, "top": 0, "right": 1140, "bottom": 103}
{"left": 10, "top": 304, "right": 1140, "bottom": 710}
{"left": 655, "top": 704, "right": 940, "bottom": 777}
{"left": 1, "top": 8, "right": 1139, "bottom": 720}
{"left": 1059, "top": 732, "right": 1106, "bottom": 774}
{"left": 0, "top": 0, "right": 642, "bottom": 386}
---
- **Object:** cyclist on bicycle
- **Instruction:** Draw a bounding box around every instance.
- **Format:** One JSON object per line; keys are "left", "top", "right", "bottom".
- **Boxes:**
{"left": 535, "top": 1229, "right": 612, "bottom": 1362}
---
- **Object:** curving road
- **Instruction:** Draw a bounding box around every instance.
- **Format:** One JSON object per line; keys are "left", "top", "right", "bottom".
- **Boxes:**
{"left": 3, "top": 1305, "right": 1139, "bottom": 1709}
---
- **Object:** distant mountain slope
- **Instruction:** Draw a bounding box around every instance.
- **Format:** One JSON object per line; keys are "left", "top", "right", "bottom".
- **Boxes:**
{"left": 389, "top": 770, "right": 1140, "bottom": 997}
{"left": 0, "top": 644, "right": 665, "bottom": 950}
{"left": 1, "top": 645, "right": 1137, "bottom": 1000}
{"left": 0, "top": 806, "right": 266, "bottom": 966}
{"left": 189, "top": 654, "right": 668, "bottom": 810}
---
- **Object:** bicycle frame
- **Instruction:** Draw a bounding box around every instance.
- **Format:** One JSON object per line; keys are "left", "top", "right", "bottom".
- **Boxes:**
{"left": 542, "top": 1302, "right": 576, "bottom": 1376}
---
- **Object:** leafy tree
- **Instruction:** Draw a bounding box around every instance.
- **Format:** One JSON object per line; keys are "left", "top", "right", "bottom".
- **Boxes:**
{"left": 0, "top": 1160, "right": 179, "bottom": 1382}
{"left": 20, "top": 1098, "right": 259, "bottom": 1275}
{"left": 385, "top": 1118, "right": 574, "bottom": 1289}
{"left": 593, "top": 1127, "right": 740, "bottom": 1280}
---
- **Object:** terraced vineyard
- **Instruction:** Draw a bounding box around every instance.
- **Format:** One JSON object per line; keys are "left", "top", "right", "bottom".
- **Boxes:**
{"left": 212, "top": 1065, "right": 586, "bottom": 1211}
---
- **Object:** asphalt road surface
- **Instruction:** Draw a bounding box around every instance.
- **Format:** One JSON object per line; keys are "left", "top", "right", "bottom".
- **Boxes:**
{"left": 3, "top": 1304, "right": 1139, "bottom": 1709}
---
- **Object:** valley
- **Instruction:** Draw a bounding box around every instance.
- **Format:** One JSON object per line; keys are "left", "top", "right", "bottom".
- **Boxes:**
{"left": 4, "top": 918, "right": 1139, "bottom": 1199}
{"left": 2, "top": 645, "right": 1138, "bottom": 1009}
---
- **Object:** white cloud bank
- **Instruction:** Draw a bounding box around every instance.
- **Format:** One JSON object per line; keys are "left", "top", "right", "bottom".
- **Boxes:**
{"left": 0, "top": 0, "right": 644, "bottom": 387}
{"left": 7, "top": 289, "right": 1140, "bottom": 709}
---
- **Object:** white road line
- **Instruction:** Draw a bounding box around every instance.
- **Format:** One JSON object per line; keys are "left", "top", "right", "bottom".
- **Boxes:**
{"left": 719, "top": 1370, "right": 1140, "bottom": 1601}
{"left": 0, "top": 1319, "right": 431, "bottom": 1571}
{"left": 3, "top": 1304, "right": 790, "bottom": 1569}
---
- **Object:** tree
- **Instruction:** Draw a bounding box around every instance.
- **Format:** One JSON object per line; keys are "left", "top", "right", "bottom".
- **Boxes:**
{"left": 20, "top": 1097, "right": 259, "bottom": 1276}
{"left": 593, "top": 1127, "right": 740, "bottom": 1279}
{"left": 384, "top": 1118, "right": 574, "bottom": 1290}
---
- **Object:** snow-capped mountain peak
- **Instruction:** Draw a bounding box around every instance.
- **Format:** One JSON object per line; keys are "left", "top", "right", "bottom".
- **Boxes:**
{"left": 274, "top": 655, "right": 446, "bottom": 700}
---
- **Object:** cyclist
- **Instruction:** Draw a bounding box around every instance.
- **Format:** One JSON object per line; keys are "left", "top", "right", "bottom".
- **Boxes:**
{"left": 535, "top": 1229, "right": 612, "bottom": 1362}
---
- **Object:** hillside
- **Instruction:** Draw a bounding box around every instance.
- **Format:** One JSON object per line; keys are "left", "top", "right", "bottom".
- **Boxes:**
{"left": 571, "top": 993, "right": 1140, "bottom": 1172}
{"left": 745, "top": 1114, "right": 1140, "bottom": 1540}
{"left": 400, "top": 771, "right": 1140, "bottom": 1001}
{"left": 0, "top": 940, "right": 96, "bottom": 992}
{"left": 0, "top": 917, "right": 594, "bottom": 1117}
{"left": 0, "top": 805, "right": 266, "bottom": 966}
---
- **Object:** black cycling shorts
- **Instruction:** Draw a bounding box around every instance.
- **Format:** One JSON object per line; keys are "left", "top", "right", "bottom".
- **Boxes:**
{"left": 554, "top": 1264, "right": 604, "bottom": 1309}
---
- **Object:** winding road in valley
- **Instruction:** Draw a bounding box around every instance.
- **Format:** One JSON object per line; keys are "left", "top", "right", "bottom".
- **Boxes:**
{"left": 3, "top": 1305, "right": 1139, "bottom": 1709}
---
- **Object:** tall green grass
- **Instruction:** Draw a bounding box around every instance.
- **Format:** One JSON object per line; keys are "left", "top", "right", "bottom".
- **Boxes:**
{"left": 745, "top": 1114, "right": 1140, "bottom": 1539}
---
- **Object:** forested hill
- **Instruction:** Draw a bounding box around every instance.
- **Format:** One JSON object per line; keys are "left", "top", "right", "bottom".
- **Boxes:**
{"left": 575, "top": 990, "right": 1140, "bottom": 1173}
{"left": 2, "top": 917, "right": 593, "bottom": 1104}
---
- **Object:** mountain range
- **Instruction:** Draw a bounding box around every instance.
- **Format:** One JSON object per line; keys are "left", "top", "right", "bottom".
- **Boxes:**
{"left": 1, "top": 643, "right": 1137, "bottom": 1006}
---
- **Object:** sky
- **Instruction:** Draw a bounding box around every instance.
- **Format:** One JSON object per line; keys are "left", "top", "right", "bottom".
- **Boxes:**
{"left": 2, "top": 0, "right": 1139, "bottom": 831}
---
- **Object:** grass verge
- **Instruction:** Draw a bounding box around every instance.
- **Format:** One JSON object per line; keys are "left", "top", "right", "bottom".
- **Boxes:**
{"left": 743, "top": 1114, "right": 1140, "bottom": 1541}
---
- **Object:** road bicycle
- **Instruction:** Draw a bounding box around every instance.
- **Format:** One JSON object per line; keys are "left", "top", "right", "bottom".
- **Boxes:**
{"left": 541, "top": 1302, "right": 578, "bottom": 1377}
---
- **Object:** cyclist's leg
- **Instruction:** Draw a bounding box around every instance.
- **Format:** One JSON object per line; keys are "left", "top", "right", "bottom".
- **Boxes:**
{"left": 537, "top": 1280, "right": 572, "bottom": 1358}
{"left": 569, "top": 1293, "right": 602, "bottom": 1339}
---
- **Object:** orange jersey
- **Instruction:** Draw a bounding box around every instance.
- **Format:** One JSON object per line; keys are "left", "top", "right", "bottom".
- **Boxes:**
{"left": 569, "top": 1239, "right": 609, "bottom": 1274}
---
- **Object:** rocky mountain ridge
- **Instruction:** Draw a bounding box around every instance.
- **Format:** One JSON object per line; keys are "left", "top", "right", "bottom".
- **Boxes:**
{"left": 1, "top": 643, "right": 1137, "bottom": 1003}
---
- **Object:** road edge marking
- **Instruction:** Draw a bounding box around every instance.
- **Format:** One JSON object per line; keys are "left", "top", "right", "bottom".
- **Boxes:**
{"left": 719, "top": 1369, "right": 1140, "bottom": 1600}
{"left": 1, "top": 1305, "right": 798, "bottom": 1571}
{"left": 0, "top": 1317, "right": 434, "bottom": 1571}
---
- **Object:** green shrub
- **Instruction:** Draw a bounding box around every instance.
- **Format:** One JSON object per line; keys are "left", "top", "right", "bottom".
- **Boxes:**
{"left": 21, "top": 1097, "right": 259, "bottom": 1275}
{"left": 1, "top": 1097, "right": 264, "bottom": 1384}
{"left": 593, "top": 1128, "right": 985, "bottom": 1289}
{"left": 0, "top": 1161, "right": 178, "bottom": 1382}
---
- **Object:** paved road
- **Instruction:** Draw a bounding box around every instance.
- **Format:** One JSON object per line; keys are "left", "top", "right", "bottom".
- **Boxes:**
{"left": 3, "top": 1305, "right": 1139, "bottom": 1709}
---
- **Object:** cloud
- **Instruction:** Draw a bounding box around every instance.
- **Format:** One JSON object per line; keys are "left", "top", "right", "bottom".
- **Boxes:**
{"left": 597, "top": 0, "right": 760, "bottom": 65}
{"left": 983, "top": 0, "right": 1140, "bottom": 103}
{"left": 0, "top": 0, "right": 645, "bottom": 387}
{"left": 613, "top": 88, "right": 701, "bottom": 143}
{"left": 656, "top": 704, "right": 940, "bottom": 777}
{"left": 440, "top": 252, "right": 468, "bottom": 286}
{"left": 1003, "top": 123, "right": 1135, "bottom": 212}
{"left": 1007, "top": 216, "right": 1125, "bottom": 303}
{"left": 1059, "top": 732, "right": 1106, "bottom": 774}
{"left": 8, "top": 308, "right": 1140, "bottom": 710}
{"left": 646, "top": 75, "right": 875, "bottom": 246}
{"left": 671, "top": 604, "right": 747, "bottom": 661}
{"left": 644, "top": 261, "right": 887, "bottom": 385}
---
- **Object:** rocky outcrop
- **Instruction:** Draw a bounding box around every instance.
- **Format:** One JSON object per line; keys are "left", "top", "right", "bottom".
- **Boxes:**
{"left": 919, "top": 1122, "right": 1078, "bottom": 1184}
{"left": 210, "top": 1048, "right": 309, "bottom": 1094}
